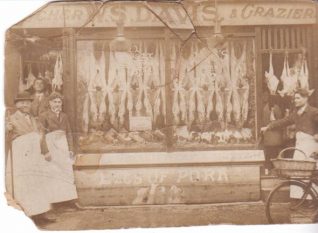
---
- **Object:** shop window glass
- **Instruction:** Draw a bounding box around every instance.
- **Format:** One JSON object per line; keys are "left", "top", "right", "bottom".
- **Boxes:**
{"left": 77, "top": 40, "right": 167, "bottom": 152}
{"left": 172, "top": 38, "right": 257, "bottom": 148}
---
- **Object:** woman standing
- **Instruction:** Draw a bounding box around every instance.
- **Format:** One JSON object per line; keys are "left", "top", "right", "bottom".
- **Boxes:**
{"left": 39, "top": 92, "right": 78, "bottom": 205}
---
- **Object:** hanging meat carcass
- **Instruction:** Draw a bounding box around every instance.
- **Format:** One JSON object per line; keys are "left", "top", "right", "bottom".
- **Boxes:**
{"left": 238, "top": 79, "right": 250, "bottom": 125}
{"left": 205, "top": 59, "right": 216, "bottom": 120}
{"left": 265, "top": 52, "right": 279, "bottom": 95}
{"left": 188, "top": 75, "right": 205, "bottom": 126}
{"left": 172, "top": 43, "right": 187, "bottom": 125}
{"left": 25, "top": 64, "right": 36, "bottom": 90}
{"left": 297, "top": 55, "right": 313, "bottom": 93}
{"left": 230, "top": 42, "right": 245, "bottom": 126}
{"left": 298, "top": 57, "right": 309, "bottom": 90}
{"left": 214, "top": 79, "right": 224, "bottom": 126}
{"left": 82, "top": 91, "right": 90, "bottom": 133}
{"left": 52, "top": 52, "right": 63, "bottom": 92}
{"left": 117, "top": 52, "right": 134, "bottom": 128}
{"left": 87, "top": 48, "right": 107, "bottom": 122}
{"left": 152, "top": 42, "right": 166, "bottom": 126}
{"left": 278, "top": 53, "right": 298, "bottom": 97}
{"left": 221, "top": 45, "right": 233, "bottom": 125}
{"left": 134, "top": 50, "right": 153, "bottom": 118}
{"left": 188, "top": 43, "right": 206, "bottom": 126}
{"left": 172, "top": 79, "right": 187, "bottom": 125}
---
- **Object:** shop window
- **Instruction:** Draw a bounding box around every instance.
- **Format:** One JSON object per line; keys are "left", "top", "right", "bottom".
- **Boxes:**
{"left": 171, "top": 38, "right": 257, "bottom": 148}
{"left": 260, "top": 26, "right": 313, "bottom": 117}
{"left": 76, "top": 35, "right": 257, "bottom": 153}
{"left": 16, "top": 35, "right": 63, "bottom": 95}
{"left": 77, "top": 39, "right": 167, "bottom": 152}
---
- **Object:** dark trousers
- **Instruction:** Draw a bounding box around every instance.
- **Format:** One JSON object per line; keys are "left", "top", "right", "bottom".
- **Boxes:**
{"left": 264, "top": 146, "right": 282, "bottom": 169}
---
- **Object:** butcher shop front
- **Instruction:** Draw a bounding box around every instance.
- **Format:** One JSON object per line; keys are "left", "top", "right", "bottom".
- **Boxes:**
{"left": 5, "top": 0, "right": 318, "bottom": 206}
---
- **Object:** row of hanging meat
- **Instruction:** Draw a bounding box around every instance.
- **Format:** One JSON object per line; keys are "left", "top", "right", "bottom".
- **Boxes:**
{"left": 77, "top": 40, "right": 166, "bottom": 133}
{"left": 171, "top": 40, "right": 255, "bottom": 129}
{"left": 77, "top": 39, "right": 255, "bottom": 134}
{"left": 265, "top": 52, "right": 312, "bottom": 96}
{"left": 19, "top": 51, "right": 64, "bottom": 93}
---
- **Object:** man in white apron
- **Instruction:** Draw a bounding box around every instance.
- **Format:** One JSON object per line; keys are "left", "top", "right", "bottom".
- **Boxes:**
{"left": 261, "top": 88, "right": 318, "bottom": 221}
{"left": 5, "top": 92, "right": 55, "bottom": 224}
{"left": 39, "top": 92, "right": 78, "bottom": 206}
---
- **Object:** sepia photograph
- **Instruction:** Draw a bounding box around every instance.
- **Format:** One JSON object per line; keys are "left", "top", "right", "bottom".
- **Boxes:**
{"left": 1, "top": 0, "right": 318, "bottom": 231}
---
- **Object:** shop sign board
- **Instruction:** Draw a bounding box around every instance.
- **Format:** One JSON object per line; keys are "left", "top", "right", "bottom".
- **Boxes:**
{"left": 14, "top": 1, "right": 317, "bottom": 29}
{"left": 75, "top": 165, "right": 260, "bottom": 205}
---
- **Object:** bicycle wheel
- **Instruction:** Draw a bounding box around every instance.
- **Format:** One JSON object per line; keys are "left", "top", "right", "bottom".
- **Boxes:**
{"left": 265, "top": 180, "right": 318, "bottom": 224}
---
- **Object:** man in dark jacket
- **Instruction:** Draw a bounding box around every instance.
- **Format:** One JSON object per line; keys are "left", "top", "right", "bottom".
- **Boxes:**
{"left": 261, "top": 88, "right": 318, "bottom": 159}
{"left": 39, "top": 92, "right": 78, "bottom": 208}
{"left": 30, "top": 78, "right": 49, "bottom": 117}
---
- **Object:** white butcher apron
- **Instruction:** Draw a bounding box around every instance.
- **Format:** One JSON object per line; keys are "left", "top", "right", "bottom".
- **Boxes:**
{"left": 5, "top": 132, "right": 52, "bottom": 216}
{"left": 291, "top": 132, "right": 318, "bottom": 199}
{"left": 45, "top": 130, "right": 78, "bottom": 203}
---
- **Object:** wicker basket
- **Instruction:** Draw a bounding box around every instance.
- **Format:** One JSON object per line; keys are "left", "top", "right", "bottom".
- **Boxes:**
{"left": 271, "top": 147, "right": 316, "bottom": 178}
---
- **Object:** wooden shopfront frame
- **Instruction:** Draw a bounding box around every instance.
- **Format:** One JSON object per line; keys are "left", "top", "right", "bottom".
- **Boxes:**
{"left": 6, "top": 0, "right": 318, "bottom": 206}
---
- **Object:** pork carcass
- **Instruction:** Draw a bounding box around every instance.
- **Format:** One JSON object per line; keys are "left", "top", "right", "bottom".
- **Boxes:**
{"left": 25, "top": 64, "right": 36, "bottom": 90}
{"left": 278, "top": 54, "right": 298, "bottom": 97}
{"left": 52, "top": 52, "right": 63, "bottom": 91}
{"left": 82, "top": 93, "right": 90, "bottom": 133}
{"left": 214, "top": 80, "right": 224, "bottom": 124}
{"left": 153, "top": 43, "right": 166, "bottom": 123}
{"left": 221, "top": 47, "right": 233, "bottom": 124}
{"left": 205, "top": 70, "right": 216, "bottom": 120}
{"left": 231, "top": 42, "right": 248, "bottom": 125}
{"left": 188, "top": 76, "right": 205, "bottom": 125}
{"left": 134, "top": 53, "right": 153, "bottom": 117}
{"left": 118, "top": 67, "right": 134, "bottom": 127}
{"left": 172, "top": 79, "right": 187, "bottom": 125}
{"left": 238, "top": 79, "right": 250, "bottom": 125}
{"left": 88, "top": 55, "right": 106, "bottom": 122}
{"left": 265, "top": 52, "right": 279, "bottom": 95}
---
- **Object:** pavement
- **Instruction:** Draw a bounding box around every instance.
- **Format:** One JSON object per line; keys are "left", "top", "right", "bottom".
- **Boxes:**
{"left": 39, "top": 201, "right": 270, "bottom": 230}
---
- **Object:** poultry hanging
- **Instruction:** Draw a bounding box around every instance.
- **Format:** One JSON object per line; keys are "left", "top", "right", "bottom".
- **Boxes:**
{"left": 264, "top": 52, "right": 279, "bottom": 95}
{"left": 52, "top": 52, "right": 63, "bottom": 91}
{"left": 278, "top": 53, "right": 298, "bottom": 97}
{"left": 298, "top": 57, "right": 309, "bottom": 90}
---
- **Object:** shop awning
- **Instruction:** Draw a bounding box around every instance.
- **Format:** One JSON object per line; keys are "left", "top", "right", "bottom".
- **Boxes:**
{"left": 11, "top": 0, "right": 317, "bottom": 30}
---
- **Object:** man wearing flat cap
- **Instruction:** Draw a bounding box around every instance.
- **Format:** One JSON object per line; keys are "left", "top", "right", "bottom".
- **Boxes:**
{"left": 261, "top": 88, "right": 318, "bottom": 159}
{"left": 5, "top": 91, "right": 54, "bottom": 224}
{"left": 261, "top": 88, "right": 318, "bottom": 213}
{"left": 39, "top": 92, "right": 78, "bottom": 206}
